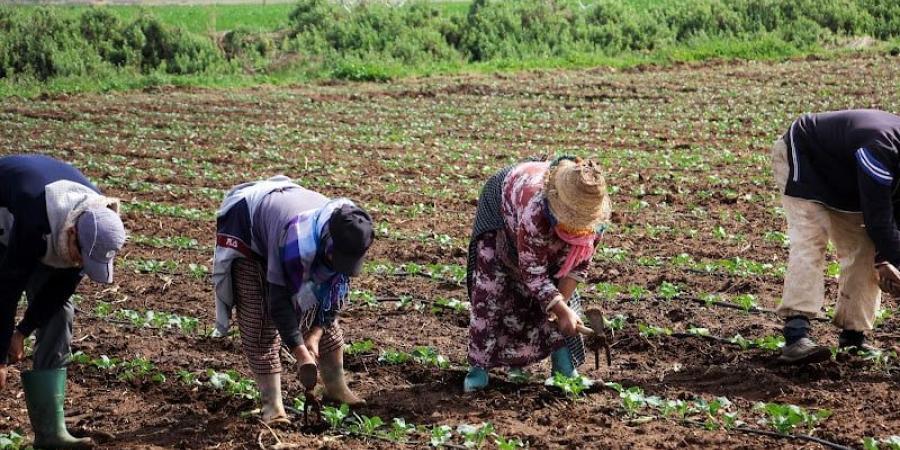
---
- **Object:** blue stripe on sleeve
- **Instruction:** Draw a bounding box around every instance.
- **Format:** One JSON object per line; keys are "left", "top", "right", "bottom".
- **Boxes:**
{"left": 856, "top": 148, "right": 893, "bottom": 186}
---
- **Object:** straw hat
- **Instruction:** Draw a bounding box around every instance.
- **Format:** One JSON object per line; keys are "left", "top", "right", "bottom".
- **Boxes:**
{"left": 544, "top": 157, "right": 612, "bottom": 234}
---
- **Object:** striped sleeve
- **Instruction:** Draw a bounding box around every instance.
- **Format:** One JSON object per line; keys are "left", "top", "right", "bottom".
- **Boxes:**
{"left": 855, "top": 147, "right": 894, "bottom": 186}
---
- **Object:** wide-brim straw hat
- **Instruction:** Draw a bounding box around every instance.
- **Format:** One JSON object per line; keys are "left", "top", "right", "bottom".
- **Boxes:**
{"left": 544, "top": 158, "right": 612, "bottom": 233}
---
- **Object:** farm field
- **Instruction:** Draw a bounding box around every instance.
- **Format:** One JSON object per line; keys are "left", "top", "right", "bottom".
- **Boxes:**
{"left": 1, "top": 52, "right": 899, "bottom": 448}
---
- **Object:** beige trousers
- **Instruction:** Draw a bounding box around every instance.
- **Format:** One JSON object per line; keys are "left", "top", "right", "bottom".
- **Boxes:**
{"left": 772, "top": 139, "right": 880, "bottom": 331}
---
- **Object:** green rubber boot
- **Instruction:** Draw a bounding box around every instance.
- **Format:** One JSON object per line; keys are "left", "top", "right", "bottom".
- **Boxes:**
{"left": 463, "top": 366, "right": 489, "bottom": 392}
{"left": 22, "top": 369, "right": 94, "bottom": 449}
{"left": 550, "top": 346, "right": 576, "bottom": 378}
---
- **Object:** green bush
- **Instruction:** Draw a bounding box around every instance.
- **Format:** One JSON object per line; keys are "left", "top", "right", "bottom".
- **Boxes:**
{"left": 0, "top": 6, "right": 220, "bottom": 80}
{"left": 287, "top": 0, "right": 459, "bottom": 66}
{"left": 2, "top": 0, "right": 900, "bottom": 90}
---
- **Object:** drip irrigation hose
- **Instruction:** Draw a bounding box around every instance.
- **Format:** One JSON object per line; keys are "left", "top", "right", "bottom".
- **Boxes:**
{"left": 683, "top": 420, "right": 853, "bottom": 450}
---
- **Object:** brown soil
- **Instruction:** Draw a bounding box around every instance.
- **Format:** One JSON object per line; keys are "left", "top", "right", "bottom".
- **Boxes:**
{"left": 1, "top": 53, "right": 899, "bottom": 449}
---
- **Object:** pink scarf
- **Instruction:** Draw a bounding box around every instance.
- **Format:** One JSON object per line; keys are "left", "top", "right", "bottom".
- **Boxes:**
{"left": 554, "top": 228, "right": 598, "bottom": 279}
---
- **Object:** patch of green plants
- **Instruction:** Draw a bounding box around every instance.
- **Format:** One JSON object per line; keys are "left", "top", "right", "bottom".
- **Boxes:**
{"left": 207, "top": 369, "right": 259, "bottom": 400}
{"left": 638, "top": 323, "right": 673, "bottom": 338}
{"left": 605, "top": 382, "right": 744, "bottom": 430}
{"left": 755, "top": 402, "right": 832, "bottom": 434}
{"left": 114, "top": 308, "right": 200, "bottom": 334}
{"left": 728, "top": 334, "right": 785, "bottom": 352}
{"left": 546, "top": 372, "right": 593, "bottom": 399}
{"left": 345, "top": 339, "right": 376, "bottom": 356}
{"left": 864, "top": 436, "right": 900, "bottom": 450}
{"left": 0, "top": 430, "right": 25, "bottom": 450}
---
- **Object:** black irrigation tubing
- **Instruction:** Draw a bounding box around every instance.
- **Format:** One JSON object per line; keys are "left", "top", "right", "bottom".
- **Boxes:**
{"left": 581, "top": 292, "right": 832, "bottom": 323}
{"left": 681, "top": 420, "right": 854, "bottom": 450}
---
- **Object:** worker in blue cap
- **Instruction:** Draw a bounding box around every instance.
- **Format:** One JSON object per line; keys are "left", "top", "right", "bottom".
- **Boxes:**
{"left": 0, "top": 154, "right": 127, "bottom": 449}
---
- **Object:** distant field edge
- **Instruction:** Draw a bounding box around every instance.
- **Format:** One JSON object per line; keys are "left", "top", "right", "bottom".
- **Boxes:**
{"left": 2, "top": 0, "right": 899, "bottom": 98}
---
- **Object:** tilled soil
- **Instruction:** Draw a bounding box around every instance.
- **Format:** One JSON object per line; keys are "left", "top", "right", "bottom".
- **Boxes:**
{"left": 1, "top": 53, "right": 899, "bottom": 449}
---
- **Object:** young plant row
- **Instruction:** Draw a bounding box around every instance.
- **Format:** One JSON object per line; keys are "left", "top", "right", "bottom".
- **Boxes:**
{"left": 93, "top": 302, "right": 201, "bottom": 334}
{"left": 121, "top": 258, "right": 209, "bottom": 278}
{"left": 313, "top": 403, "right": 524, "bottom": 450}
{"left": 71, "top": 350, "right": 260, "bottom": 399}
{"left": 130, "top": 234, "right": 209, "bottom": 252}
{"left": 596, "top": 249, "right": 787, "bottom": 279}
{"left": 348, "top": 289, "right": 469, "bottom": 314}
{"left": 344, "top": 339, "right": 454, "bottom": 370}
{"left": 603, "top": 381, "right": 833, "bottom": 437}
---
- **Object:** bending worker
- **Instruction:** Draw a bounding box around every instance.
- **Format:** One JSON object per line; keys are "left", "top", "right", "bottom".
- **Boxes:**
{"left": 0, "top": 154, "right": 127, "bottom": 449}
{"left": 772, "top": 109, "right": 900, "bottom": 364}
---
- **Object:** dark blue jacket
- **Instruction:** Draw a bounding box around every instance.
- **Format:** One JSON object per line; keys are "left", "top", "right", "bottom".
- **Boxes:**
{"left": 0, "top": 154, "right": 97, "bottom": 364}
{"left": 783, "top": 109, "right": 900, "bottom": 265}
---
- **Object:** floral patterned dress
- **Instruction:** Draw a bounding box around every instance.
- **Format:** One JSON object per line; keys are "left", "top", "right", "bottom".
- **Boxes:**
{"left": 467, "top": 162, "right": 592, "bottom": 368}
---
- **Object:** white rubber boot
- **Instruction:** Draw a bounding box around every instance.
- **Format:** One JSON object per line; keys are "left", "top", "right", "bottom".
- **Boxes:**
{"left": 255, "top": 373, "right": 289, "bottom": 424}
{"left": 320, "top": 347, "right": 365, "bottom": 406}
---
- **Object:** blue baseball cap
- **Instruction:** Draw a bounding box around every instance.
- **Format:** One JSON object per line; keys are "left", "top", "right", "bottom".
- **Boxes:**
{"left": 77, "top": 207, "right": 126, "bottom": 284}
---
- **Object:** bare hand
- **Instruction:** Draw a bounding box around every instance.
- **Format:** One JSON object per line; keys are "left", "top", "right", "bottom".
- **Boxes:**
{"left": 0, "top": 365, "right": 7, "bottom": 391}
{"left": 305, "top": 327, "right": 324, "bottom": 359}
{"left": 876, "top": 262, "right": 900, "bottom": 296}
{"left": 292, "top": 344, "right": 315, "bottom": 367}
{"left": 8, "top": 331, "right": 25, "bottom": 364}
{"left": 551, "top": 303, "right": 582, "bottom": 338}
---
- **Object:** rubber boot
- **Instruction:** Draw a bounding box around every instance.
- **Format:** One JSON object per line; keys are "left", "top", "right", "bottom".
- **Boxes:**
{"left": 463, "top": 367, "right": 489, "bottom": 392}
{"left": 22, "top": 368, "right": 94, "bottom": 450}
{"left": 838, "top": 330, "right": 876, "bottom": 355}
{"left": 320, "top": 347, "right": 365, "bottom": 406}
{"left": 255, "top": 373, "right": 289, "bottom": 425}
{"left": 550, "top": 346, "right": 576, "bottom": 378}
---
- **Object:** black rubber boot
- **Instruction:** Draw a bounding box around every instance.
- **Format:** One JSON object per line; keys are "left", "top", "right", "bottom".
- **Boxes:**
{"left": 778, "top": 316, "right": 830, "bottom": 365}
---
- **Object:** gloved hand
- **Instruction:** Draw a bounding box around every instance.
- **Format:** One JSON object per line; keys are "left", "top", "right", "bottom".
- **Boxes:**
{"left": 876, "top": 262, "right": 900, "bottom": 296}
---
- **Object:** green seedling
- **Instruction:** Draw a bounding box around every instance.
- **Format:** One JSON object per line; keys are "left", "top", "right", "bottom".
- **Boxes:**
{"left": 350, "top": 413, "right": 384, "bottom": 435}
{"left": 350, "top": 289, "right": 378, "bottom": 308}
{"left": 602, "top": 314, "right": 627, "bottom": 332}
{"left": 207, "top": 370, "right": 259, "bottom": 400}
{"left": 733, "top": 294, "right": 758, "bottom": 312}
{"left": 687, "top": 327, "right": 710, "bottom": 337}
{"left": 0, "top": 430, "right": 25, "bottom": 450}
{"left": 94, "top": 301, "right": 113, "bottom": 317}
{"left": 657, "top": 282, "right": 680, "bottom": 300}
{"left": 861, "top": 349, "right": 897, "bottom": 371}
{"left": 187, "top": 263, "right": 209, "bottom": 279}
{"left": 494, "top": 435, "right": 525, "bottom": 449}
{"left": 411, "top": 347, "right": 450, "bottom": 369}
{"left": 755, "top": 402, "right": 832, "bottom": 434}
{"left": 345, "top": 339, "right": 376, "bottom": 356}
{"left": 176, "top": 370, "right": 199, "bottom": 385}
{"left": 874, "top": 308, "right": 893, "bottom": 328}
{"left": 388, "top": 418, "right": 415, "bottom": 442}
{"left": 594, "top": 282, "right": 621, "bottom": 301}
{"left": 118, "top": 357, "right": 165, "bottom": 383}
{"left": 547, "top": 373, "right": 592, "bottom": 399}
{"left": 433, "top": 297, "right": 469, "bottom": 313}
{"left": 323, "top": 403, "right": 350, "bottom": 430}
{"left": 638, "top": 323, "right": 672, "bottom": 338}
{"left": 457, "top": 422, "right": 494, "bottom": 449}
{"left": 429, "top": 424, "right": 453, "bottom": 447}
{"left": 378, "top": 349, "right": 411, "bottom": 365}
{"left": 628, "top": 285, "right": 649, "bottom": 301}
